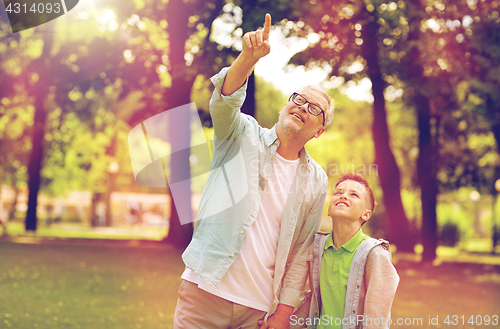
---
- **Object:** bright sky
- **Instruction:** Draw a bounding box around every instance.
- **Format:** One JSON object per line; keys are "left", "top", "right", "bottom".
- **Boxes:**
{"left": 210, "top": 14, "right": 373, "bottom": 102}
{"left": 254, "top": 29, "right": 329, "bottom": 95}
{"left": 254, "top": 29, "right": 373, "bottom": 102}
{"left": 72, "top": 4, "right": 374, "bottom": 103}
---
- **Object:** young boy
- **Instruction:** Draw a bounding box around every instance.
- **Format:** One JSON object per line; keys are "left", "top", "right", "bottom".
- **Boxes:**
{"left": 304, "top": 172, "right": 399, "bottom": 329}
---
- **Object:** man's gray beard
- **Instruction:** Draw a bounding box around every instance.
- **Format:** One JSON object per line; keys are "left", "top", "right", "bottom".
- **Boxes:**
{"left": 279, "top": 117, "right": 302, "bottom": 139}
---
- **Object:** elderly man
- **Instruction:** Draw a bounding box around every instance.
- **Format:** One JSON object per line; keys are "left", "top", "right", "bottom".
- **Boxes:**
{"left": 174, "top": 13, "right": 334, "bottom": 329}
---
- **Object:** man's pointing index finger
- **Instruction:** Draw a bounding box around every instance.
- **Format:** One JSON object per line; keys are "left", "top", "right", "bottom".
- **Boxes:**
{"left": 263, "top": 13, "right": 271, "bottom": 41}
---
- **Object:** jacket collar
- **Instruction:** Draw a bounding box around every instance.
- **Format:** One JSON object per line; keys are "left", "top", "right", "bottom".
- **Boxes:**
{"left": 325, "top": 229, "right": 367, "bottom": 253}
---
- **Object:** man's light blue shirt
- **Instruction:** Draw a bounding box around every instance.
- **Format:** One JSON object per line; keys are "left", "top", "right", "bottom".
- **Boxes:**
{"left": 182, "top": 67, "right": 328, "bottom": 316}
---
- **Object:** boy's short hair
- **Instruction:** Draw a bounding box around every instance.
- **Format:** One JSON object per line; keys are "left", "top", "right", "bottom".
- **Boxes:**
{"left": 335, "top": 172, "right": 376, "bottom": 212}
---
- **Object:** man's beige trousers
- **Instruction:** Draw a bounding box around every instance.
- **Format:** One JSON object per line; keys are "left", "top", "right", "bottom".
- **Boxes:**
{"left": 174, "top": 280, "right": 266, "bottom": 329}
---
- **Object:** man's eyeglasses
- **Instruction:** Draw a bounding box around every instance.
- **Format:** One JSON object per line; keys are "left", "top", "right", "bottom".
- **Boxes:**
{"left": 289, "top": 92, "right": 325, "bottom": 126}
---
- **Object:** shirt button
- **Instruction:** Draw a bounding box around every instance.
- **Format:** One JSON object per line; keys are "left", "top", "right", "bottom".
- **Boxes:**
{"left": 230, "top": 253, "right": 234, "bottom": 258}
{"left": 253, "top": 211, "right": 257, "bottom": 215}
{"left": 240, "top": 230, "right": 244, "bottom": 234}
{"left": 257, "top": 194, "right": 261, "bottom": 198}
{"left": 264, "top": 175, "right": 267, "bottom": 179}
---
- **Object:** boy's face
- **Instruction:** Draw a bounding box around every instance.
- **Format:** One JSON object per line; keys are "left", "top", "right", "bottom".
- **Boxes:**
{"left": 328, "top": 180, "right": 372, "bottom": 224}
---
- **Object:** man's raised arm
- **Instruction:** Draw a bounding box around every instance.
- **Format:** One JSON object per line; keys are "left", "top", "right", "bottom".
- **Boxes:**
{"left": 221, "top": 13, "right": 272, "bottom": 96}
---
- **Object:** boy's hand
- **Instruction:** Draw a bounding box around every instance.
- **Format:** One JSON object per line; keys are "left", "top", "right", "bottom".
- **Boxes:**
{"left": 242, "top": 13, "right": 272, "bottom": 61}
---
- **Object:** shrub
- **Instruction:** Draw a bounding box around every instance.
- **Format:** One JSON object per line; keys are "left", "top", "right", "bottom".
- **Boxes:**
{"left": 440, "top": 222, "right": 461, "bottom": 247}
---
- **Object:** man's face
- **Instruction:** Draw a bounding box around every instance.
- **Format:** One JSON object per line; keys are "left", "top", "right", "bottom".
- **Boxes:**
{"left": 328, "top": 180, "right": 372, "bottom": 224}
{"left": 277, "top": 89, "right": 327, "bottom": 141}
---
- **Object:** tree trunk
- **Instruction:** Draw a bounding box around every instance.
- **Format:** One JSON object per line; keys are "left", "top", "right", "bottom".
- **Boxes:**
{"left": 90, "top": 192, "right": 102, "bottom": 227}
{"left": 241, "top": 72, "right": 256, "bottom": 117}
{"left": 490, "top": 122, "right": 500, "bottom": 253}
{"left": 9, "top": 184, "right": 19, "bottom": 221}
{"left": 0, "top": 163, "right": 5, "bottom": 234}
{"left": 0, "top": 163, "right": 3, "bottom": 213}
{"left": 162, "top": 99, "right": 194, "bottom": 249}
{"left": 492, "top": 185, "right": 499, "bottom": 254}
{"left": 25, "top": 28, "right": 54, "bottom": 231}
{"left": 26, "top": 87, "right": 46, "bottom": 231}
{"left": 104, "top": 174, "right": 116, "bottom": 227}
{"left": 161, "top": 0, "right": 195, "bottom": 248}
{"left": 415, "top": 95, "right": 438, "bottom": 262}
{"left": 362, "top": 8, "right": 414, "bottom": 251}
{"left": 104, "top": 137, "right": 117, "bottom": 227}
{"left": 402, "top": 1, "right": 439, "bottom": 262}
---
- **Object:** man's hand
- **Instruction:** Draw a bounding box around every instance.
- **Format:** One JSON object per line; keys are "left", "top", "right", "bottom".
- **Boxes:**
{"left": 257, "top": 304, "right": 294, "bottom": 329}
{"left": 242, "top": 13, "right": 272, "bottom": 61}
{"left": 221, "top": 13, "right": 272, "bottom": 96}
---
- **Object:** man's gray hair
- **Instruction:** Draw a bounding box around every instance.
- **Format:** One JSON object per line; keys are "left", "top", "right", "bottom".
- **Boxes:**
{"left": 296, "top": 85, "right": 334, "bottom": 128}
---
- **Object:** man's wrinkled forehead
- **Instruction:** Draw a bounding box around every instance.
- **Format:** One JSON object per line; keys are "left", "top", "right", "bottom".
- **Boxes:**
{"left": 296, "top": 88, "right": 329, "bottom": 110}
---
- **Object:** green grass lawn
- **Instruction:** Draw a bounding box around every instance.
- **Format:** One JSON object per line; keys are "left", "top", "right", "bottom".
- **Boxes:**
{"left": 0, "top": 241, "right": 184, "bottom": 329}
{"left": 3, "top": 222, "right": 168, "bottom": 241}
{"left": 1, "top": 240, "right": 500, "bottom": 329}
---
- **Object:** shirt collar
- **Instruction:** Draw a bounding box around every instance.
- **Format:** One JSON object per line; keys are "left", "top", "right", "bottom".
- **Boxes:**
{"left": 264, "top": 126, "right": 279, "bottom": 147}
{"left": 324, "top": 229, "right": 366, "bottom": 253}
{"left": 324, "top": 232, "right": 335, "bottom": 250}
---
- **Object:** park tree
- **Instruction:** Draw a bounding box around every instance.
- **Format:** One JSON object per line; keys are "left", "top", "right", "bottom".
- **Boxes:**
{"left": 368, "top": 0, "right": 500, "bottom": 259}
{"left": 0, "top": 4, "right": 156, "bottom": 230}
{"left": 0, "top": 94, "right": 31, "bottom": 220}
{"left": 1, "top": 0, "right": 236, "bottom": 247}
{"left": 284, "top": 0, "right": 500, "bottom": 260}
{"left": 354, "top": 0, "right": 473, "bottom": 261}
{"left": 0, "top": 18, "right": 32, "bottom": 217}
{"left": 394, "top": 0, "right": 444, "bottom": 262}
{"left": 281, "top": 0, "right": 415, "bottom": 251}
{"left": 454, "top": 0, "right": 500, "bottom": 251}
{"left": 395, "top": 0, "right": 500, "bottom": 259}
{"left": 0, "top": 3, "right": 162, "bottom": 231}
{"left": 18, "top": 25, "right": 53, "bottom": 231}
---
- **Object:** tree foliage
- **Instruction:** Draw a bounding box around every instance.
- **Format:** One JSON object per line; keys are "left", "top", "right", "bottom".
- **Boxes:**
{"left": 1, "top": 0, "right": 500, "bottom": 253}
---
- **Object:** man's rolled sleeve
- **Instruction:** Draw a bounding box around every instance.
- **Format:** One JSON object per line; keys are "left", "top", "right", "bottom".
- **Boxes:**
{"left": 209, "top": 67, "right": 248, "bottom": 141}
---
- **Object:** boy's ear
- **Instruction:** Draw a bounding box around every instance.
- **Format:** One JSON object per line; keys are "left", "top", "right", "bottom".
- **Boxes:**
{"left": 361, "top": 210, "right": 372, "bottom": 222}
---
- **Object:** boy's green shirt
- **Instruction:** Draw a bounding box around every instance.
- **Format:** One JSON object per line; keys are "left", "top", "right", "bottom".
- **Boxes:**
{"left": 318, "top": 229, "right": 368, "bottom": 329}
